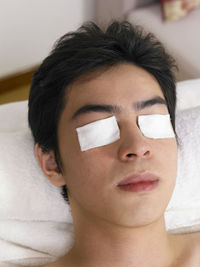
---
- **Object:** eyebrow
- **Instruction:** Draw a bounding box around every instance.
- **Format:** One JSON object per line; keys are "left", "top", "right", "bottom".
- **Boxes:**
{"left": 71, "top": 96, "right": 167, "bottom": 120}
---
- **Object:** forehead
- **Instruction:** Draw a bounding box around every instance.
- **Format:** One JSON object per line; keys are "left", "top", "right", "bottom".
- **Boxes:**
{"left": 66, "top": 63, "right": 163, "bottom": 105}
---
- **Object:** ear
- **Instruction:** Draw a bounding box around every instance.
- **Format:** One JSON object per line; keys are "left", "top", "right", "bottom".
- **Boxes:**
{"left": 34, "top": 143, "right": 66, "bottom": 186}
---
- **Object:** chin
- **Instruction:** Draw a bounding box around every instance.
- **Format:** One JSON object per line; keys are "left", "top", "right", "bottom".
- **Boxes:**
{"left": 103, "top": 204, "right": 165, "bottom": 229}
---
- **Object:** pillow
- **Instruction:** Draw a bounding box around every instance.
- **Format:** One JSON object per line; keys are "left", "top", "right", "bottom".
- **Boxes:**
{"left": 160, "top": 0, "right": 200, "bottom": 22}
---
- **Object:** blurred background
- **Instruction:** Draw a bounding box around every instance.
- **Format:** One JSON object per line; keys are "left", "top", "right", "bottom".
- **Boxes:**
{"left": 0, "top": 0, "right": 96, "bottom": 104}
{"left": 1, "top": 0, "right": 200, "bottom": 105}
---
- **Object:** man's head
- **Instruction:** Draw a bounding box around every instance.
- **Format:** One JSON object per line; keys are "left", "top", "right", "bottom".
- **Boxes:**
{"left": 28, "top": 21, "right": 177, "bottom": 224}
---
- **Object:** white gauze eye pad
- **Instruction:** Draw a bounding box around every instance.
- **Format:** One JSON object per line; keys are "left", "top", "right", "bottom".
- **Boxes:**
{"left": 138, "top": 114, "right": 175, "bottom": 139}
{"left": 76, "top": 116, "right": 120, "bottom": 151}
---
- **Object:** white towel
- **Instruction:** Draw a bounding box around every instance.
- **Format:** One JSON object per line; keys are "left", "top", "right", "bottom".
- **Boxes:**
{"left": 0, "top": 94, "right": 200, "bottom": 266}
{"left": 0, "top": 129, "right": 74, "bottom": 266}
{"left": 176, "top": 79, "right": 200, "bottom": 111}
{"left": 0, "top": 101, "right": 74, "bottom": 266}
{"left": 165, "top": 105, "right": 200, "bottom": 234}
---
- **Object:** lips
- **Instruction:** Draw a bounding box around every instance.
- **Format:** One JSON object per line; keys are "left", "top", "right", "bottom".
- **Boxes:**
{"left": 117, "top": 172, "right": 159, "bottom": 186}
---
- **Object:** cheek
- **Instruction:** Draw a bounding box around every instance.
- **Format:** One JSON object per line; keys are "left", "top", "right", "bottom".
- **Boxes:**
{"left": 152, "top": 139, "right": 178, "bottom": 209}
{"left": 156, "top": 138, "right": 178, "bottom": 178}
{"left": 166, "top": 139, "right": 177, "bottom": 167}
{"left": 63, "top": 148, "right": 110, "bottom": 194}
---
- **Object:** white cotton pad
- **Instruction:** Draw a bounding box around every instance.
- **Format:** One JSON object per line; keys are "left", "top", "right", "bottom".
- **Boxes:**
{"left": 76, "top": 116, "right": 120, "bottom": 151}
{"left": 138, "top": 114, "right": 175, "bottom": 139}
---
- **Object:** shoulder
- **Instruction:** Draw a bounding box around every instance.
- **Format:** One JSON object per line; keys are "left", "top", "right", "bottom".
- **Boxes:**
{"left": 43, "top": 261, "right": 58, "bottom": 267}
{"left": 183, "top": 231, "right": 200, "bottom": 264}
{"left": 169, "top": 231, "right": 200, "bottom": 266}
{"left": 177, "top": 231, "right": 200, "bottom": 254}
{"left": 186, "top": 231, "right": 200, "bottom": 249}
{"left": 43, "top": 254, "right": 72, "bottom": 267}
{"left": 43, "top": 258, "right": 65, "bottom": 267}
{"left": 192, "top": 231, "right": 200, "bottom": 251}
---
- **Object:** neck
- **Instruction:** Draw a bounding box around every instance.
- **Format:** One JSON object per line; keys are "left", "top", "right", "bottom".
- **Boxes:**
{"left": 67, "top": 210, "right": 177, "bottom": 267}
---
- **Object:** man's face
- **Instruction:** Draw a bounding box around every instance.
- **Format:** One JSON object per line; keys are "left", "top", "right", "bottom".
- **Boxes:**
{"left": 57, "top": 63, "right": 177, "bottom": 227}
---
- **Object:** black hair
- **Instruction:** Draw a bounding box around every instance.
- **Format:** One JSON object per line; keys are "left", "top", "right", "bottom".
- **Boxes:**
{"left": 28, "top": 20, "right": 177, "bottom": 203}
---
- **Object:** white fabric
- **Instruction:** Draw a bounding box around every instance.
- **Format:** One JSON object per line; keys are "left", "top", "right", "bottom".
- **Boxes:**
{"left": 0, "top": 100, "right": 28, "bottom": 131}
{"left": 0, "top": 129, "right": 74, "bottom": 266}
{"left": 138, "top": 114, "right": 175, "bottom": 139}
{"left": 0, "top": 78, "right": 200, "bottom": 266}
{"left": 176, "top": 79, "right": 200, "bottom": 111}
{"left": 127, "top": 3, "right": 200, "bottom": 81}
{"left": 165, "top": 105, "right": 200, "bottom": 233}
{"left": 76, "top": 116, "right": 120, "bottom": 151}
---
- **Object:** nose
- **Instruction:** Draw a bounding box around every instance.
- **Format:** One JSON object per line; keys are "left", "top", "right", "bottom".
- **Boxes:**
{"left": 118, "top": 124, "right": 152, "bottom": 162}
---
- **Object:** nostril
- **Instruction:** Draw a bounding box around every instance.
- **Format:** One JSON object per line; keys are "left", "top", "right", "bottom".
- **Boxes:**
{"left": 144, "top": 150, "right": 150, "bottom": 156}
{"left": 126, "top": 149, "right": 150, "bottom": 159}
{"left": 126, "top": 153, "right": 134, "bottom": 158}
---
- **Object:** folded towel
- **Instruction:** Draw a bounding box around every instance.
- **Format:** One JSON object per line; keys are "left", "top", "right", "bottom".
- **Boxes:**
{"left": 0, "top": 97, "right": 200, "bottom": 266}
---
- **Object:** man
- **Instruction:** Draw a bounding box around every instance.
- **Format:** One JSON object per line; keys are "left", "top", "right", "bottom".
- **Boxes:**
{"left": 28, "top": 21, "right": 200, "bottom": 266}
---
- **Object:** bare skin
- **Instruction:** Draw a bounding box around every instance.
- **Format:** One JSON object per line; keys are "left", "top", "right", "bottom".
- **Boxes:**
{"left": 45, "top": 232, "right": 200, "bottom": 267}
{"left": 36, "top": 64, "right": 200, "bottom": 267}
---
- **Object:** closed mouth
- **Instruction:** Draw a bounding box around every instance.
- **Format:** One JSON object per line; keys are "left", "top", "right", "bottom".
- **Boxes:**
{"left": 117, "top": 172, "right": 159, "bottom": 187}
